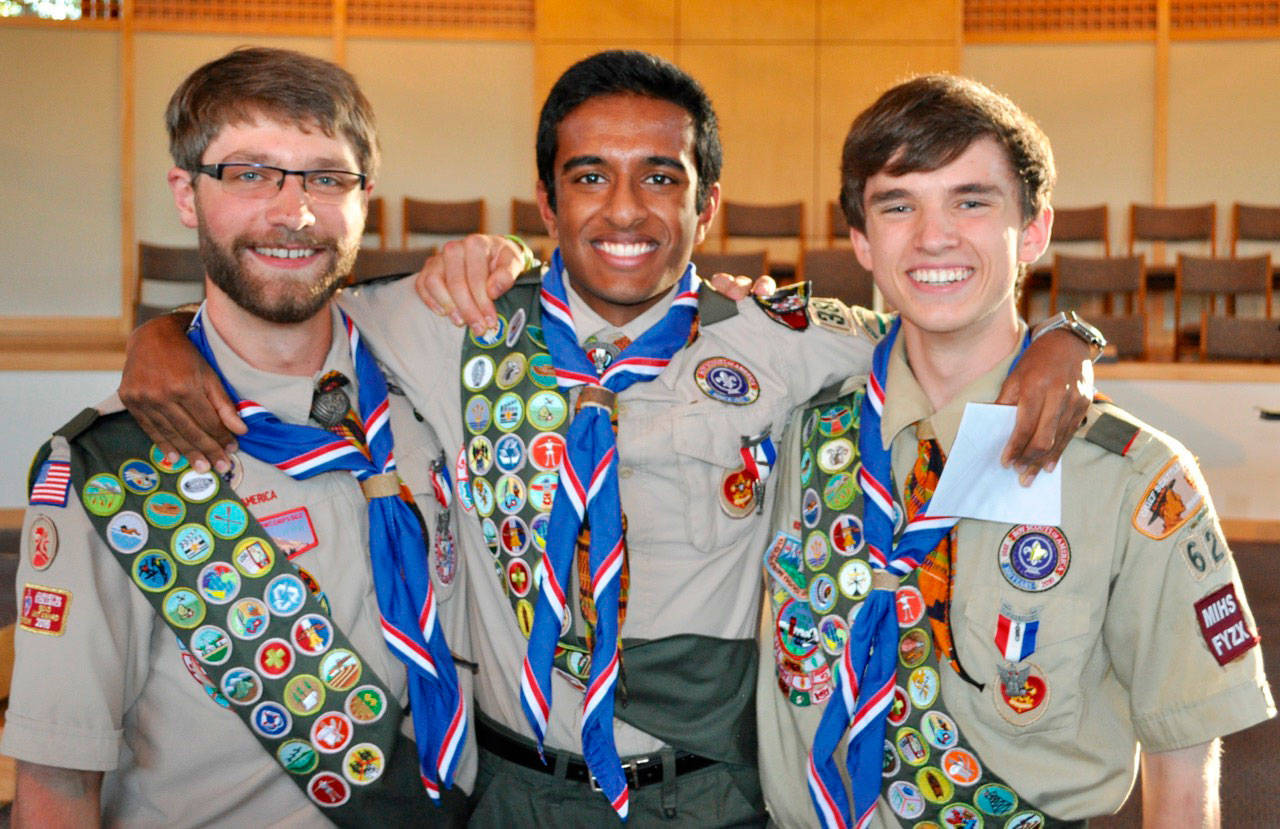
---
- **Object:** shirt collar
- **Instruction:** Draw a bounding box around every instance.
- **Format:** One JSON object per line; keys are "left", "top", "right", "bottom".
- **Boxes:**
{"left": 201, "top": 305, "right": 357, "bottom": 427}
{"left": 563, "top": 274, "right": 679, "bottom": 347}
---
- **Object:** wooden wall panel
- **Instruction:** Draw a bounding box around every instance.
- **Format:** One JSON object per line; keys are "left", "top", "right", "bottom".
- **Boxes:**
{"left": 535, "top": 0, "right": 676, "bottom": 41}
{"left": 533, "top": 42, "right": 680, "bottom": 118}
{"left": 821, "top": 0, "right": 960, "bottom": 42}
{"left": 679, "top": 0, "right": 815, "bottom": 42}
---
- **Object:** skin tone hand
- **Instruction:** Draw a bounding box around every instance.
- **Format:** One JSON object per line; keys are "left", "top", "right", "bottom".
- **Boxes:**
{"left": 13, "top": 761, "right": 103, "bottom": 828}
{"left": 415, "top": 234, "right": 526, "bottom": 336}
{"left": 1140, "top": 740, "right": 1221, "bottom": 828}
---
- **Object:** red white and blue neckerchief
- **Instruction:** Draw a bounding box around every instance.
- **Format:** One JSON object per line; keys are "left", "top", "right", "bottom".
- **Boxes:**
{"left": 519, "top": 250, "right": 699, "bottom": 820}
{"left": 807, "top": 319, "right": 1029, "bottom": 829}
{"left": 188, "top": 305, "right": 467, "bottom": 802}
{"left": 30, "top": 459, "right": 71, "bottom": 507}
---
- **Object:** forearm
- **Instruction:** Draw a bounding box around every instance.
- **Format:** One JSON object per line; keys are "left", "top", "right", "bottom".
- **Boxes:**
{"left": 1140, "top": 740, "right": 1221, "bottom": 828}
{"left": 13, "top": 761, "right": 103, "bottom": 828}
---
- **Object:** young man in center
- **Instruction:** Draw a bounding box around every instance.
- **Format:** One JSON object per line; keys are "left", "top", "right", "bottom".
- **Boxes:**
{"left": 757, "top": 74, "right": 1273, "bottom": 828}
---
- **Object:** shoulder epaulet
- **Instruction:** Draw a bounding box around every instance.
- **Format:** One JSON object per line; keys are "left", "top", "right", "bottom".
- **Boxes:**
{"left": 347, "top": 271, "right": 414, "bottom": 289}
{"left": 25, "top": 439, "right": 55, "bottom": 495}
{"left": 54, "top": 406, "right": 102, "bottom": 443}
{"left": 1085, "top": 405, "right": 1144, "bottom": 457}
{"left": 753, "top": 281, "right": 810, "bottom": 331}
{"left": 513, "top": 266, "right": 544, "bottom": 288}
{"left": 808, "top": 374, "right": 868, "bottom": 409}
{"left": 699, "top": 287, "right": 739, "bottom": 327}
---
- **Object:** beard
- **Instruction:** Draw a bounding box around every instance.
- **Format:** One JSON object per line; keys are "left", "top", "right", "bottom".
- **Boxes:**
{"left": 197, "top": 223, "right": 358, "bottom": 325}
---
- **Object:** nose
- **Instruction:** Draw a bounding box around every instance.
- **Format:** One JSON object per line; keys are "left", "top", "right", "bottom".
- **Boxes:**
{"left": 603, "top": 177, "right": 645, "bottom": 229}
{"left": 264, "top": 173, "right": 316, "bottom": 232}
{"left": 914, "top": 204, "right": 958, "bottom": 254}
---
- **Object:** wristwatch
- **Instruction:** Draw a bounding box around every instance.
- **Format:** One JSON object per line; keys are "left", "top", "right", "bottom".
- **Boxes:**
{"left": 1031, "top": 311, "right": 1108, "bottom": 361}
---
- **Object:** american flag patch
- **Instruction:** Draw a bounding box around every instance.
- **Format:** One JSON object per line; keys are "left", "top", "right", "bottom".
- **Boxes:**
{"left": 29, "top": 460, "right": 70, "bottom": 507}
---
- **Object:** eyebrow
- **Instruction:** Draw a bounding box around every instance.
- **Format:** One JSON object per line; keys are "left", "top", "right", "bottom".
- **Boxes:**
{"left": 866, "top": 182, "right": 1004, "bottom": 204}
{"left": 218, "top": 151, "right": 356, "bottom": 170}
{"left": 561, "top": 154, "right": 687, "bottom": 174}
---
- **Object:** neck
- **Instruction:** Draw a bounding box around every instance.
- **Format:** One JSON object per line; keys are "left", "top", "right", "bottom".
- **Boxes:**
{"left": 204, "top": 289, "right": 334, "bottom": 376}
{"left": 899, "top": 302, "right": 1020, "bottom": 410}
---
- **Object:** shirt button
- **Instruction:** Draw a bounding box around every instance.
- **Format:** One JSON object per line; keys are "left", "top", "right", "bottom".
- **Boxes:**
{"left": 618, "top": 467, "right": 634, "bottom": 479}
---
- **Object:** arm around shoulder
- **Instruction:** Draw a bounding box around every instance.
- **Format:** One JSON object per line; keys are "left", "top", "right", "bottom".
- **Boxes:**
{"left": 13, "top": 761, "right": 102, "bottom": 828}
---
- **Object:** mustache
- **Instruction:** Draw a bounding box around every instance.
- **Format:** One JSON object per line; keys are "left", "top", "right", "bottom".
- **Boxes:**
{"left": 232, "top": 232, "right": 335, "bottom": 251}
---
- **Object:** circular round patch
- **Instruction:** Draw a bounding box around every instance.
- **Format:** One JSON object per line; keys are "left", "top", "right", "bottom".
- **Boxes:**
{"left": 320, "top": 648, "right": 362, "bottom": 691}
{"left": 822, "top": 472, "right": 857, "bottom": 510}
{"left": 119, "top": 459, "right": 160, "bottom": 494}
{"left": 500, "top": 515, "right": 530, "bottom": 557}
{"left": 493, "top": 433, "right": 526, "bottom": 474}
{"left": 278, "top": 739, "right": 319, "bottom": 775}
{"left": 941, "top": 747, "right": 982, "bottom": 787}
{"left": 467, "top": 435, "right": 494, "bottom": 476}
{"left": 939, "top": 804, "right": 984, "bottom": 828}
{"left": 506, "top": 307, "right": 527, "bottom": 346}
{"left": 775, "top": 599, "right": 820, "bottom": 660}
{"left": 221, "top": 666, "right": 263, "bottom": 706}
{"left": 195, "top": 561, "right": 240, "bottom": 605}
{"left": 528, "top": 353, "right": 557, "bottom": 389}
{"left": 462, "top": 355, "right": 495, "bottom": 391}
{"left": 177, "top": 468, "right": 219, "bottom": 503}
{"left": 895, "top": 726, "right": 929, "bottom": 767}
{"left": 149, "top": 444, "right": 189, "bottom": 474}
{"left": 346, "top": 685, "right": 387, "bottom": 724}
{"left": 798, "top": 448, "right": 814, "bottom": 485}
{"left": 515, "top": 598, "right": 535, "bottom": 638}
{"left": 250, "top": 700, "right": 292, "bottom": 739}
{"left": 142, "top": 492, "right": 186, "bottom": 529}
{"left": 1004, "top": 811, "right": 1046, "bottom": 829}
{"left": 344, "top": 742, "right": 386, "bottom": 785}
{"left": 818, "top": 614, "right": 848, "bottom": 656}
{"left": 308, "top": 771, "right": 350, "bottom": 807}
{"left": 801, "top": 409, "right": 819, "bottom": 445}
{"left": 171, "top": 523, "right": 214, "bottom": 565}
{"left": 256, "top": 637, "right": 295, "bottom": 679}
{"left": 292, "top": 614, "right": 333, "bottom": 656}
{"left": 720, "top": 468, "right": 756, "bottom": 517}
{"left": 803, "top": 532, "right": 830, "bottom": 571}
{"left": 838, "top": 558, "right": 872, "bottom": 600}
{"left": 528, "top": 472, "right": 558, "bottom": 513}
{"left": 881, "top": 739, "right": 900, "bottom": 777}
{"left": 469, "top": 314, "right": 507, "bottom": 348}
{"left": 464, "top": 395, "right": 492, "bottom": 434}
{"left": 494, "top": 392, "right": 525, "bottom": 432}
{"left": 481, "top": 517, "right": 500, "bottom": 557}
{"left": 829, "top": 514, "right": 865, "bottom": 557}
{"left": 817, "top": 438, "right": 855, "bottom": 474}
{"left": 693, "top": 357, "right": 760, "bottom": 405}
{"left": 311, "top": 711, "right": 354, "bottom": 754}
{"left": 232, "top": 537, "right": 275, "bottom": 578}
{"left": 191, "top": 625, "right": 232, "bottom": 665}
{"left": 887, "top": 685, "right": 911, "bottom": 726}
{"left": 527, "top": 390, "right": 567, "bottom": 431}
{"left": 529, "top": 512, "right": 550, "bottom": 553}
{"left": 908, "top": 665, "right": 940, "bottom": 708}
{"left": 994, "top": 663, "right": 1050, "bottom": 726}
{"left": 921, "top": 709, "right": 959, "bottom": 750}
{"left": 808, "top": 574, "right": 836, "bottom": 614}
{"left": 284, "top": 673, "right": 327, "bottom": 716}
{"left": 228, "top": 596, "right": 270, "bottom": 640}
{"left": 999, "top": 525, "right": 1070, "bottom": 592}
{"left": 133, "top": 550, "right": 177, "bottom": 592}
{"left": 528, "top": 432, "right": 565, "bottom": 472}
{"left": 584, "top": 340, "right": 620, "bottom": 373}
{"left": 82, "top": 473, "right": 125, "bottom": 516}
{"left": 917, "top": 765, "right": 955, "bottom": 804}
{"left": 507, "top": 558, "right": 533, "bottom": 598}
{"left": 895, "top": 585, "right": 926, "bottom": 627}
{"left": 818, "top": 404, "right": 853, "bottom": 437}
{"left": 206, "top": 500, "right": 249, "bottom": 539}
{"left": 221, "top": 453, "right": 246, "bottom": 490}
{"left": 495, "top": 352, "right": 528, "bottom": 389}
{"left": 162, "top": 587, "right": 205, "bottom": 628}
{"left": 434, "top": 526, "right": 457, "bottom": 587}
{"left": 106, "top": 511, "right": 148, "bottom": 554}
{"left": 899, "top": 628, "right": 930, "bottom": 669}
{"left": 265, "top": 573, "right": 307, "bottom": 617}
{"left": 886, "top": 779, "right": 925, "bottom": 819}
{"left": 974, "top": 783, "right": 1018, "bottom": 817}
{"left": 526, "top": 325, "right": 547, "bottom": 348}
{"left": 801, "top": 489, "right": 821, "bottom": 528}
{"left": 28, "top": 514, "right": 58, "bottom": 570}
{"left": 471, "top": 478, "right": 495, "bottom": 517}
{"left": 455, "top": 448, "right": 474, "bottom": 514}
{"left": 495, "top": 474, "right": 527, "bottom": 515}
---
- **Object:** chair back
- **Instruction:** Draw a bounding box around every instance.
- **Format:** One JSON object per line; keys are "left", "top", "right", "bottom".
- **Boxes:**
{"left": 1049, "top": 254, "right": 1146, "bottom": 360}
{"left": 1174, "top": 254, "right": 1272, "bottom": 359}
{"left": 1231, "top": 203, "right": 1280, "bottom": 255}
{"left": 1201, "top": 315, "right": 1280, "bottom": 361}
{"left": 1051, "top": 205, "right": 1110, "bottom": 254}
{"left": 136, "top": 242, "right": 204, "bottom": 325}
{"left": 827, "top": 201, "right": 850, "bottom": 246}
{"left": 691, "top": 250, "right": 768, "bottom": 279}
{"left": 801, "top": 248, "right": 873, "bottom": 309}
{"left": 363, "top": 197, "right": 387, "bottom": 249}
{"left": 510, "top": 198, "right": 553, "bottom": 262}
{"left": 402, "top": 197, "right": 486, "bottom": 246}
{"left": 722, "top": 201, "right": 804, "bottom": 238}
{"left": 1128, "top": 203, "right": 1217, "bottom": 258}
{"left": 349, "top": 247, "right": 436, "bottom": 285}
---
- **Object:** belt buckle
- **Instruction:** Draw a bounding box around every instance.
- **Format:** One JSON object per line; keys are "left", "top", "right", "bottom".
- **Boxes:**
{"left": 590, "top": 758, "right": 643, "bottom": 792}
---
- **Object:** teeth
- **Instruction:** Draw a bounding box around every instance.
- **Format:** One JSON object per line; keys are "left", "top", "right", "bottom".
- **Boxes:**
{"left": 596, "top": 241, "right": 656, "bottom": 258}
{"left": 909, "top": 267, "right": 971, "bottom": 284}
{"left": 255, "top": 247, "right": 317, "bottom": 259}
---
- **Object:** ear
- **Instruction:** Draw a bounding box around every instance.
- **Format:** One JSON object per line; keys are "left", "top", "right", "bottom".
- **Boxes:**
{"left": 692, "top": 181, "right": 722, "bottom": 247}
{"left": 1018, "top": 205, "right": 1053, "bottom": 265}
{"left": 850, "top": 227, "right": 875, "bottom": 273}
{"left": 535, "top": 180, "right": 559, "bottom": 241}
{"left": 168, "top": 167, "right": 199, "bottom": 229}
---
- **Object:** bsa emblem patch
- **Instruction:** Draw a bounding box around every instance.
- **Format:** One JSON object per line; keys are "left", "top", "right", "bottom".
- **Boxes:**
{"left": 1134, "top": 456, "right": 1206, "bottom": 540}
{"left": 994, "top": 662, "right": 1050, "bottom": 725}
{"left": 753, "top": 282, "right": 810, "bottom": 330}
{"left": 1194, "top": 583, "right": 1259, "bottom": 666}
{"left": 693, "top": 357, "right": 760, "bottom": 406}
{"left": 998, "top": 525, "right": 1070, "bottom": 592}
{"left": 19, "top": 584, "right": 71, "bottom": 635}
{"left": 28, "top": 515, "right": 59, "bottom": 570}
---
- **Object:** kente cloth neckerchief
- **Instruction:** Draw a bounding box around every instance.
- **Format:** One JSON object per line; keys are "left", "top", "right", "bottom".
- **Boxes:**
{"left": 519, "top": 250, "right": 700, "bottom": 820}
{"left": 188, "top": 305, "right": 467, "bottom": 801}
{"left": 807, "top": 319, "right": 1028, "bottom": 829}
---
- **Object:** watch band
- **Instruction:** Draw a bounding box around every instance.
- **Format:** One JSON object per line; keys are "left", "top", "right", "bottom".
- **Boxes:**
{"left": 1032, "top": 311, "right": 1108, "bottom": 361}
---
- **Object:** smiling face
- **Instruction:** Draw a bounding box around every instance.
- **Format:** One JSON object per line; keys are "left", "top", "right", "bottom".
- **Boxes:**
{"left": 851, "top": 136, "right": 1051, "bottom": 345}
{"left": 537, "top": 93, "right": 720, "bottom": 326}
{"left": 168, "top": 112, "right": 368, "bottom": 324}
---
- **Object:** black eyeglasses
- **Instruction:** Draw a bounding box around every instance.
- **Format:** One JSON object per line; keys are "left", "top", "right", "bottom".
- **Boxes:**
{"left": 196, "top": 162, "right": 367, "bottom": 203}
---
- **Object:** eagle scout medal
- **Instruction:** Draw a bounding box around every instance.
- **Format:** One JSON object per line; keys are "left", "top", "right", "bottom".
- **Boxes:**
{"left": 693, "top": 357, "right": 760, "bottom": 405}
{"left": 998, "top": 525, "right": 1069, "bottom": 592}
{"left": 994, "top": 662, "right": 1050, "bottom": 725}
{"left": 19, "top": 584, "right": 70, "bottom": 635}
{"left": 109, "top": 511, "right": 151, "bottom": 556}
{"left": 994, "top": 605, "right": 1040, "bottom": 662}
{"left": 28, "top": 515, "right": 59, "bottom": 570}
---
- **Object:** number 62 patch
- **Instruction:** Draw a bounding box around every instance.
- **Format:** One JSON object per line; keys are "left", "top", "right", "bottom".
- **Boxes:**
{"left": 1178, "top": 515, "right": 1227, "bottom": 581}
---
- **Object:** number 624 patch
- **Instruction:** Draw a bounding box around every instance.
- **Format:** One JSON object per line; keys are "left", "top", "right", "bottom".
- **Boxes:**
{"left": 1178, "top": 515, "right": 1227, "bottom": 581}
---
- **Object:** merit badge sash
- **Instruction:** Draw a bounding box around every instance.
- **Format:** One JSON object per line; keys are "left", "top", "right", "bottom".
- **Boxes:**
{"left": 64, "top": 415, "right": 433, "bottom": 826}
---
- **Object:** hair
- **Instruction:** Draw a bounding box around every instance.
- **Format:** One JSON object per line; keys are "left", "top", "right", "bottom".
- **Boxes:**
{"left": 536, "top": 49, "right": 722, "bottom": 213}
{"left": 166, "top": 47, "right": 380, "bottom": 180}
{"left": 839, "top": 74, "right": 1054, "bottom": 232}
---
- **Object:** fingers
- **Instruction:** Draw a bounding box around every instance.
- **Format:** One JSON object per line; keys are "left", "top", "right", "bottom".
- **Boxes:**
{"left": 439, "top": 239, "right": 487, "bottom": 332}
{"left": 750, "top": 275, "right": 778, "bottom": 297}
{"left": 484, "top": 239, "right": 523, "bottom": 304}
{"left": 414, "top": 256, "right": 465, "bottom": 327}
{"left": 705, "top": 272, "right": 753, "bottom": 300}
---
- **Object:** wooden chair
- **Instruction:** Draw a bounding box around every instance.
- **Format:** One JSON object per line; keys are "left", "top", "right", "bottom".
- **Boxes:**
{"left": 510, "top": 198, "right": 552, "bottom": 262}
{"left": 1049, "top": 253, "right": 1147, "bottom": 360}
{"left": 1175, "top": 254, "right": 1271, "bottom": 360}
{"left": 136, "top": 242, "right": 204, "bottom": 326}
{"left": 720, "top": 200, "right": 804, "bottom": 281}
{"left": 1051, "top": 205, "right": 1110, "bottom": 255}
{"left": 363, "top": 196, "right": 387, "bottom": 249}
{"left": 827, "top": 201, "right": 851, "bottom": 246}
{"left": 691, "top": 249, "right": 768, "bottom": 280}
{"left": 1128, "top": 203, "right": 1217, "bottom": 262}
{"left": 1231, "top": 203, "right": 1280, "bottom": 256}
{"left": 402, "top": 197, "right": 485, "bottom": 248}
{"left": 348, "top": 247, "right": 437, "bottom": 285}
{"left": 1201, "top": 315, "right": 1280, "bottom": 361}
{"left": 800, "top": 248, "right": 873, "bottom": 309}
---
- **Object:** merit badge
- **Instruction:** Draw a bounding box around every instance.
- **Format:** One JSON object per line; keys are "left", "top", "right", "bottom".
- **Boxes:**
{"left": 764, "top": 532, "right": 807, "bottom": 599}
{"left": 799, "top": 448, "right": 814, "bottom": 485}
{"left": 482, "top": 518, "right": 500, "bottom": 557}
{"left": 455, "top": 446, "right": 474, "bottom": 514}
{"left": 507, "top": 558, "right": 533, "bottom": 598}
{"left": 308, "top": 771, "right": 351, "bottom": 808}
{"left": 887, "top": 686, "right": 911, "bottom": 726}
{"left": 887, "top": 780, "right": 924, "bottom": 820}
{"left": 1006, "top": 812, "right": 1047, "bottom": 829}
{"left": 469, "top": 314, "right": 507, "bottom": 348}
{"left": 284, "top": 674, "right": 326, "bottom": 716}
{"left": 462, "top": 354, "right": 495, "bottom": 391}
{"left": 895, "top": 726, "right": 929, "bottom": 767}
{"left": 775, "top": 599, "right": 821, "bottom": 662}
{"left": 994, "top": 662, "right": 1050, "bottom": 725}
{"left": 162, "top": 587, "right": 205, "bottom": 629}
{"left": 1194, "top": 582, "right": 1259, "bottom": 665}
{"left": 754, "top": 282, "right": 810, "bottom": 330}
{"left": 465, "top": 395, "right": 492, "bottom": 434}
{"left": 346, "top": 685, "right": 387, "bottom": 724}
{"left": 19, "top": 584, "right": 71, "bottom": 635}
{"left": 895, "top": 586, "right": 925, "bottom": 627}
{"left": 998, "top": 525, "right": 1070, "bottom": 592}
{"left": 468, "top": 435, "right": 494, "bottom": 476}
{"left": 804, "top": 532, "right": 830, "bottom": 571}
{"left": 28, "top": 515, "right": 59, "bottom": 570}
{"left": 142, "top": 492, "right": 186, "bottom": 529}
{"left": 940, "top": 804, "right": 983, "bottom": 828}
{"left": 801, "top": 489, "right": 821, "bottom": 528}
{"left": 528, "top": 472, "right": 558, "bottom": 512}
{"left": 822, "top": 471, "right": 857, "bottom": 510}
{"left": 881, "top": 739, "right": 900, "bottom": 776}
{"left": 133, "top": 550, "right": 177, "bottom": 592}
{"left": 257, "top": 638, "right": 295, "bottom": 679}
{"left": 1134, "top": 456, "right": 1206, "bottom": 540}
{"left": 916, "top": 766, "right": 954, "bottom": 804}
{"left": 118, "top": 459, "right": 159, "bottom": 495}
{"left": 693, "top": 357, "right": 760, "bottom": 406}
{"left": 251, "top": 700, "right": 292, "bottom": 739}
{"left": 229, "top": 597, "right": 270, "bottom": 640}
{"left": 265, "top": 573, "right": 307, "bottom": 616}
{"left": 809, "top": 297, "right": 853, "bottom": 334}
{"left": 82, "top": 473, "right": 125, "bottom": 516}
{"left": 495, "top": 474, "right": 527, "bottom": 514}
{"left": 907, "top": 666, "right": 939, "bottom": 708}
{"left": 494, "top": 433, "right": 526, "bottom": 474}
{"left": 529, "top": 353, "right": 557, "bottom": 389}
{"left": 321, "top": 649, "right": 362, "bottom": 691}
{"left": 941, "top": 747, "right": 982, "bottom": 787}
{"left": 829, "top": 514, "right": 865, "bottom": 557}
{"left": 149, "top": 444, "right": 189, "bottom": 474}
{"left": 530, "top": 513, "right": 550, "bottom": 553}
{"left": 279, "top": 739, "right": 319, "bottom": 774}
{"left": 206, "top": 500, "right": 249, "bottom": 540}
{"left": 515, "top": 598, "right": 535, "bottom": 637}
{"left": 260, "top": 507, "right": 318, "bottom": 560}
{"left": 345, "top": 743, "right": 386, "bottom": 785}
{"left": 817, "top": 404, "right": 853, "bottom": 437}
{"left": 526, "top": 324, "right": 547, "bottom": 349}
{"left": 720, "top": 467, "right": 757, "bottom": 517}
{"left": 221, "top": 667, "right": 263, "bottom": 706}
{"left": 809, "top": 574, "right": 837, "bottom": 614}
{"left": 494, "top": 392, "right": 525, "bottom": 432}
{"left": 500, "top": 515, "right": 530, "bottom": 557}
{"left": 994, "top": 605, "right": 1041, "bottom": 662}
{"left": 293, "top": 614, "right": 334, "bottom": 656}
{"left": 506, "top": 307, "right": 527, "bottom": 347}
{"left": 838, "top": 558, "right": 871, "bottom": 600}
{"left": 191, "top": 625, "right": 232, "bottom": 666}
{"left": 496, "top": 352, "right": 529, "bottom": 389}
{"left": 528, "top": 432, "right": 566, "bottom": 471}
{"left": 29, "top": 459, "right": 71, "bottom": 506}
{"left": 312, "top": 711, "right": 355, "bottom": 753}
{"left": 899, "top": 628, "right": 930, "bottom": 668}
{"left": 233, "top": 536, "right": 275, "bottom": 577}
{"left": 527, "top": 390, "right": 567, "bottom": 431}
{"left": 818, "top": 614, "right": 848, "bottom": 655}
{"left": 974, "top": 782, "right": 1019, "bottom": 817}
{"left": 921, "top": 710, "right": 958, "bottom": 750}
{"left": 171, "top": 523, "right": 214, "bottom": 564}
{"left": 177, "top": 469, "right": 219, "bottom": 503}
{"left": 816, "top": 438, "right": 855, "bottom": 474}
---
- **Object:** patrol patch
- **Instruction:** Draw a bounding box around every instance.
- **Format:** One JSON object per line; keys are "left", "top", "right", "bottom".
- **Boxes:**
{"left": 30, "top": 459, "right": 71, "bottom": 506}
{"left": 994, "top": 662, "right": 1050, "bottom": 725}
{"left": 1194, "top": 583, "right": 1259, "bottom": 666}
{"left": 28, "top": 515, "right": 58, "bottom": 570}
{"left": 754, "top": 282, "right": 810, "bottom": 330}
{"left": 998, "top": 525, "right": 1070, "bottom": 592}
{"left": 1134, "top": 456, "right": 1206, "bottom": 540}
{"left": 19, "top": 584, "right": 70, "bottom": 635}
{"left": 260, "top": 507, "right": 318, "bottom": 560}
{"left": 693, "top": 357, "right": 760, "bottom": 405}
{"left": 764, "top": 532, "right": 807, "bottom": 599}
{"left": 809, "top": 296, "right": 854, "bottom": 334}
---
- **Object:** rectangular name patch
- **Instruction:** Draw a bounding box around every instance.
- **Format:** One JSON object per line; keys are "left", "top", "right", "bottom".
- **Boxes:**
{"left": 1194, "top": 583, "right": 1259, "bottom": 666}
{"left": 19, "top": 584, "right": 71, "bottom": 636}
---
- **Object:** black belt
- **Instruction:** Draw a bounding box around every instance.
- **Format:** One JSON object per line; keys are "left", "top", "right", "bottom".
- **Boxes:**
{"left": 475, "top": 715, "right": 718, "bottom": 790}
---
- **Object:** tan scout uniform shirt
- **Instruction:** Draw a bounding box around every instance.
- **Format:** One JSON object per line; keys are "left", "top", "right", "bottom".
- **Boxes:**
{"left": 340, "top": 274, "right": 876, "bottom": 758}
{"left": 2, "top": 308, "right": 473, "bottom": 826}
{"left": 758, "top": 333, "right": 1275, "bottom": 827}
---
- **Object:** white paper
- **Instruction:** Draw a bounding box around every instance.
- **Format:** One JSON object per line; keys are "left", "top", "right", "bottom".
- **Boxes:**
{"left": 928, "top": 403, "right": 1062, "bottom": 525}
